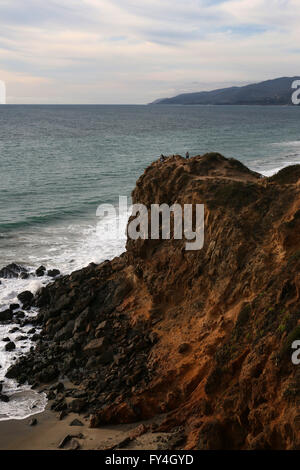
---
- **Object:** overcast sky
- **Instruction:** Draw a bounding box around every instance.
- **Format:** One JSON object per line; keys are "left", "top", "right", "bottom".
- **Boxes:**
{"left": 0, "top": 0, "right": 299, "bottom": 104}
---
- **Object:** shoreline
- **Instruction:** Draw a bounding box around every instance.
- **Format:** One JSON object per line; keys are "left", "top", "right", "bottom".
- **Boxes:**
{"left": 0, "top": 405, "right": 168, "bottom": 450}
{"left": 1, "top": 155, "right": 300, "bottom": 449}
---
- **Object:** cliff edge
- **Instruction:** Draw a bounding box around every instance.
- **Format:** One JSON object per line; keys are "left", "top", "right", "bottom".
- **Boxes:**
{"left": 7, "top": 153, "right": 300, "bottom": 449}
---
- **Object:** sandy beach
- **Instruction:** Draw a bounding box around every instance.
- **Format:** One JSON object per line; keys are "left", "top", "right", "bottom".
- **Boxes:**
{"left": 0, "top": 405, "right": 171, "bottom": 450}
{"left": 0, "top": 409, "right": 129, "bottom": 450}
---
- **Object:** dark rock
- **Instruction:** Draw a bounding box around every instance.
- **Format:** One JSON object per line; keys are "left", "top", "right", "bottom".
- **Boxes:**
{"left": 0, "top": 263, "right": 27, "bottom": 279}
{"left": 20, "top": 272, "right": 29, "bottom": 279}
{"left": 68, "top": 399, "right": 86, "bottom": 413}
{"left": 47, "top": 269, "right": 60, "bottom": 277}
{"left": 72, "top": 390, "right": 87, "bottom": 399}
{"left": 38, "top": 365, "right": 58, "bottom": 383}
{"left": 29, "top": 418, "right": 37, "bottom": 426}
{"left": 56, "top": 382, "right": 65, "bottom": 393}
{"left": 5, "top": 341, "right": 16, "bottom": 351}
{"left": 47, "top": 390, "right": 56, "bottom": 400}
{"left": 0, "top": 309, "right": 13, "bottom": 322}
{"left": 15, "top": 335, "right": 28, "bottom": 341}
{"left": 97, "top": 349, "right": 114, "bottom": 365}
{"left": 2, "top": 337, "right": 10, "bottom": 342}
{"left": 9, "top": 327, "right": 19, "bottom": 333}
{"left": 10, "top": 303, "right": 20, "bottom": 311}
{"left": 31, "top": 334, "right": 40, "bottom": 342}
{"left": 36, "top": 266, "right": 46, "bottom": 277}
{"left": 15, "top": 311, "right": 25, "bottom": 319}
{"left": 17, "top": 291, "right": 34, "bottom": 305}
{"left": 58, "top": 434, "right": 72, "bottom": 449}
{"left": 72, "top": 307, "right": 90, "bottom": 334}
{"left": 69, "top": 419, "right": 84, "bottom": 426}
{"left": 59, "top": 410, "right": 68, "bottom": 420}
{"left": 5, "top": 363, "right": 23, "bottom": 379}
{"left": 69, "top": 439, "right": 81, "bottom": 450}
{"left": 0, "top": 394, "right": 9, "bottom": 402}
{"left": 197, "top": 420, "right": 225, "bottom": 450}
{"left": 51, "top": 397, "right": 67, "bottom": 412}
{"left": 83, "top": 337, "right": 108, "bottom": 355}
{"left": 54, "top": 320, "right": 75, "bottom": 342}
{"left": 27, "top": 328, "right": 36, "bottom": 334}
{"left": 50, "top": 382, "right": 65, "bottom": 394}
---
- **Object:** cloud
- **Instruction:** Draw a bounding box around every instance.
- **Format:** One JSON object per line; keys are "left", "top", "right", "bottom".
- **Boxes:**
{"left": 0, "top": 0, "right": 299, "bottom": 103}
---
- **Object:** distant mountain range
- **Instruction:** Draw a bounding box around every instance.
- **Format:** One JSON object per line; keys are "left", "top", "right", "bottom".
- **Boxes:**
{"left": 151, "top": 77, "right": 300, "bottom": 105}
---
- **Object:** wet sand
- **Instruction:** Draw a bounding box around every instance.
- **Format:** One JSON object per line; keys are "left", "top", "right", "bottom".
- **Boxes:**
{"left": 0, "top": 408, "right": 169, "bottom": 450}
{"left": 0, "top": 409, "right": 137, "bottom": 450}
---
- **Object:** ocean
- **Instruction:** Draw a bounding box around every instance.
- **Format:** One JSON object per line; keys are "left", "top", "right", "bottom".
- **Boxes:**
{"left": 0, "top": 103, "right": 300, "bottom": 420}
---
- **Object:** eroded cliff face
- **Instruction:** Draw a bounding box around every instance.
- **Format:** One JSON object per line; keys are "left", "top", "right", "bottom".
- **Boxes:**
{"left": 7, "top": 154, "right": 300, "bottom": 449}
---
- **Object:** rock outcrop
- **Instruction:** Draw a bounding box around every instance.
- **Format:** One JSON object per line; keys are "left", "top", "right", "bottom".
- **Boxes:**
{"left": 7, "top": 153, "right": 300, "bottom": 449}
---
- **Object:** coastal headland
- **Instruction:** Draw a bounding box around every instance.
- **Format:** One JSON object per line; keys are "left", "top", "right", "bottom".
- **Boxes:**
{"left": 3, "top": 153, "right": 300, "bottom": 450}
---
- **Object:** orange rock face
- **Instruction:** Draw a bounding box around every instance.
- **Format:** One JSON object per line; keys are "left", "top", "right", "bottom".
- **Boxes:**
{"left": 8, "top": 153, "right": 300, "bottom": 449}
{"left": 94, "top": 154, "right": 300, "bottom": 449}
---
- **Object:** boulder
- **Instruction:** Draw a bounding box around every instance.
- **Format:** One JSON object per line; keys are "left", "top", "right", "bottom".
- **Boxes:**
{"left": 0, "top": 309, "right": 13, "bottom": 322}
{"left": 10, "top": 303, "right": 20, "bottom": 311}
{"left": 0, "top": 394, "right": 9, "bottom": 403}
{"left": 47, "top": 269, "right": 60, "bottom": 277}
{"left": 95, "top": 320, "right": 108, "bottom": 337}
{"left": 15, "top": 311, "right": 25, "bottom": 319}
{"left": 54, "top": 320, "right": 75, "bottom": 342}
{"left": 69, "top": 439, "right": 81, "bottom": 450}
{"left": 9, "top": 327, "right": 19, "bottom": 333}
{"left": 69, "top": 419, "right": 84, "bottom": 426}
{"left": 36, "top": 266, "right": 46, "bottom": 277}
{"left": 20, "top": 272, "right": 29, "bottom": 279}
{"left": 38, "top": 365, "right": 58, "bottom": 383}
{"left": 15, "top": 335, "right": 28, "bottom": 341}
{"left": 72, "top": 307, "right": 90, "bottom": 334}
{"left": 27, "top": 328, "right": 36, "bottom": 334}
{"left": 5, "top": 363, "right": 23, "bottom": 379}
{"left": 0, "top": 263, "right": 27, "bottom": 279}
{"left": 58, "top": 434, "right": 72, "bottom": 449}
{"left": 56, "top": 382, "right": 65, "bottom": 393}
{"left": 5, "top": 341, "right": 16, "bottom": 351}
{"left": 83, "top": 337, "right": 108, "bottom": 355}
{"left": 68, "top": 399, "right": 86, "bottom": 413}
{"left": 31, "top": 334, "right": 40, "bottom": 342}
{"left": 17, "top": 291, "right": 34, "bottom": 305}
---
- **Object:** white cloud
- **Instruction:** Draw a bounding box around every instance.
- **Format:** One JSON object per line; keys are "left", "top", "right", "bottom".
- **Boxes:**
{"left": 0, "top": 0, "right": 299, "bottom": 103}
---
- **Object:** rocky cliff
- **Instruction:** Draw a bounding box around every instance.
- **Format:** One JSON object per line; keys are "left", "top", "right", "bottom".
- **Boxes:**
{"left": 7, "top": 153, "right": 300, "bottom": 449}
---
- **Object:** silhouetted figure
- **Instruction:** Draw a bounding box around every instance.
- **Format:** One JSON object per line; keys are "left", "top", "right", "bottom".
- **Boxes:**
{"left": 185, "top": 152, "right": 190, "bottom": 159}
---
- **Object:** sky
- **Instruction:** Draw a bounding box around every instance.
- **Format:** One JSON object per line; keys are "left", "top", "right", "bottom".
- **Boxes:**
{"left": 0, "top": 0, "right": 299, "bottom": 104}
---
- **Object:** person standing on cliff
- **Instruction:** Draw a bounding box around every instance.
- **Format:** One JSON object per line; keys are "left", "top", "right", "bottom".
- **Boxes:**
{"left": 185, "top": 151, "right": 190, "bottom": 159}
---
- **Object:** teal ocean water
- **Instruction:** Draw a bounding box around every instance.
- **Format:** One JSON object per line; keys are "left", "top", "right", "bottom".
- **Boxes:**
{"left": 0, "top": 104, "right": 300, "bottom": 420}
{"left": 1, "top": 104, "right": 300, "bottom": 270}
